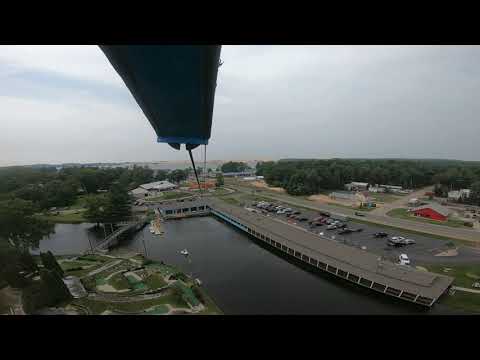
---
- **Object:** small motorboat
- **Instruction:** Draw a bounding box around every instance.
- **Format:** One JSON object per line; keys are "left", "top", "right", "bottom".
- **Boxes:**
{"left": 180, "top": 249, "right": 189, "bottom": 256}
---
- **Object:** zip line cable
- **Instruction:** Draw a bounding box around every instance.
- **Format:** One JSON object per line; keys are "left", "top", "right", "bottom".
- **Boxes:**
{"left": 188, "top": 148, "right": 201, "bottom": 190}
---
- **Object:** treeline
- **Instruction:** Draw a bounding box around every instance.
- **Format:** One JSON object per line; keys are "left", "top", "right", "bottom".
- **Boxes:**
{"left": 256, "top": 159, "right": 480, "bottom": 200}
{"left": 0, "top": 165, "right": 171, "bottom": 211}
{"left": 220, "top": 161, "right": 250, "bottom": 173}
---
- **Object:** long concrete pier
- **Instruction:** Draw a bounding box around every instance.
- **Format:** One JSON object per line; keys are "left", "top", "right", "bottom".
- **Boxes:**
{"left": 158, "top": 198, "right": 454, "bottom": 307}
{"left": 209, "top": 200, "right": 454, "bottom": 308}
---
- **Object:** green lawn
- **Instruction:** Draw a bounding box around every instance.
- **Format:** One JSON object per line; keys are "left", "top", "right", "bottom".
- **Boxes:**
{"left": 437, "top": 291, "right": 480, "bottom": 314}
{"left": 425, "top": 263, "right": 480, "bottom": 313}
{"left": 108, "top": 273, "right": 131, "bottom": 291}
{"left": 219, "top": 197, "right": 242, "bottom": 206}
{"left": 69, "top": 194, "right": 98, "bottom": 209}
{"left": 37, "top": 210, "right": 87, "bottom": 224}
{"left": 143, "top": 273, "right": 167, "bottom": 289}
{"left": 368, "top": 192, "right": 404, "bottom": 203}
{"left": 387, "top": 208, "right": 466, "bottom": 228}
{"left": 427, "top": 264, "right": 480, "bottom": 289}
{"left": 72, "top": 292, "right": 188, "bottom": 314}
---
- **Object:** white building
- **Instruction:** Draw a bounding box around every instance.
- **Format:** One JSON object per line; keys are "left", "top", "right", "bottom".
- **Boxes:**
{"left": 448, "top": 189, "right": 471, "bottom": 201}
{"left": 345, "top": 182, "right": 369, "bottom": 191}
{"left": 129, "top": 180, "right": 177, "bottom": 199}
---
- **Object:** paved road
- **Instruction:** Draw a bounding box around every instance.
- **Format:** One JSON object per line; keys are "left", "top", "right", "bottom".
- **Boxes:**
{"left": 231, "top": 184, "right": 480, "bottom": 243}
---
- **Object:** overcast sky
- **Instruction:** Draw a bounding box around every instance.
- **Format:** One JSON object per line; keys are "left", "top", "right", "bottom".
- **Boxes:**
{"left": 1, "top": 45, "right": 479, "bottom": 166}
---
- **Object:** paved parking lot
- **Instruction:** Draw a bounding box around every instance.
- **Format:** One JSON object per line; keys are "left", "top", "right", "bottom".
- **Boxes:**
{"left": 250, "top": 201, "right": 480, "bottom": 267}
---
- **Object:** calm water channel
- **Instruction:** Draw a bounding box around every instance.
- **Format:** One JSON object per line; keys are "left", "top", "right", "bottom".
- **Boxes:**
{"left": 36, "top": 217, "right": 457, "bottom": 315}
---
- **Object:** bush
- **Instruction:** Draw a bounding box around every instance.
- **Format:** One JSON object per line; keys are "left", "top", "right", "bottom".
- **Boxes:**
{"left": 191, "top": 285, "right": 205, "bottom": 305}
{"left": 40, "top": 251, "right": 64, "bottom": 277}
{"left": 22, "top": 281, "right": 48, "bottom": 314}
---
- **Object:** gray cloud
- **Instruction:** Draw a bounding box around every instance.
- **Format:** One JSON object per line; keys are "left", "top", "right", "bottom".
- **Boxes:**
{"left": 0, "top": 45, "right": 479, "bottom": 166}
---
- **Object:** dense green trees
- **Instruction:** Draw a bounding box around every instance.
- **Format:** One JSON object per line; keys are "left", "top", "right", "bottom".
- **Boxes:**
{"left": 256, "top": 159, "right": 480, "bottom": 202}
{"left": 0, "top": 198, "right": 51, "bottom": 290}
{"left": 0, "top": 165, "right": 156, "bottom": 212}
{"left": 221, "top": 162, "right": 250, "bottom": 173}
{"left": 215, "top": 173, "right": 224, "bottom": 187}
{"left": 84, "top": 186, "right": 132, "bottom": 225}
{"left": 167, "top": 169, "right": 189, "bottom": 183}
{"left": 0, "top": 199, "right": 54, "bottom": 251}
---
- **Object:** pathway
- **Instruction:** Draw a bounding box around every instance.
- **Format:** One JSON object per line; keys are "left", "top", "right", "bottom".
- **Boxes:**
{"left": 452, "top": 286, "right": 480, "bottom": 294}
{"left": 86, "top": 259, "right": 123, "bottom": 277}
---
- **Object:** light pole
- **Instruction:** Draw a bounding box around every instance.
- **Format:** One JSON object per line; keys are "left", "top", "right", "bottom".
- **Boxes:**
{"left": 86, "top": 229, "right": 94, "bottom": 254}
{"left": 141, "top": 231, "right": 148, "bottom": 258}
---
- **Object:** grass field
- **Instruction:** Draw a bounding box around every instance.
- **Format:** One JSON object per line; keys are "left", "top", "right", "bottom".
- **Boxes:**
{"left": 387, "top": 208, "right": 466, "bottom": 228}
{"left": 368, "top": 192, "right": 404, "bottom": 203}
{"left": 72, "top": 292, "right": 188, "bottom": 314}
{"left": 143, "top": 273, "right": 167, "bottom": 289}
{"left": 437, "top": 291, "right": 480, "bottom": 313}
{"left": 37, "top": 210, "right": 87, "bottom": 224}
{"left": 69, "top": 193, "right": 106, "bottom": 210}
{"left": 427, "top": 264, "right": 480, "bottom": 289}
{"left": 108, "top": 273, "right": 131, "bottom": 291}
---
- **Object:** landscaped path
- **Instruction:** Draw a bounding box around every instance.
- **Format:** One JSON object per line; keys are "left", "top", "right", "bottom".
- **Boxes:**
{"left": 86, "top": 260, "right": 123, "bottom": 277}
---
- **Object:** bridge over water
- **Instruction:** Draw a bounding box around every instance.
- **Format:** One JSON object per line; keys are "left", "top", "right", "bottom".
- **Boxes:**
{"left": 93, "top": 219, "right": 148, "bottom": 251}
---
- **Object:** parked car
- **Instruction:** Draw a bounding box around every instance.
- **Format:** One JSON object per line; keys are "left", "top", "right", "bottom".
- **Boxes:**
{"left": 326, "top": 224, "right": 337, "bottom": 230}
{"left": 399, "top": 254, "right": 410, "bottom": 265}
{"left": 403, "top": 238, "right": 416, "bottom": 245}
{"left": 373, "top": 232, "right": 388, "bottom": 238}
{"left": 355, "top": 211, "right": 366, "bottom": 217}
{"left": 298, "top": 217, "right": 308, "bottom": 222}
{"left": 337, "top": 223, "right": 347, "bottom": 229}
{"left": 338, "top": 228, "right": 353, "bottom": 234}
{"left": 388, "top": 237, "right": 406, "bottom": 247}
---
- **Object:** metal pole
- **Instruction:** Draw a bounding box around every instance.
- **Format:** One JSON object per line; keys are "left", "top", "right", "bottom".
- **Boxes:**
{"left": 141, "top": 232, "right": 148, "bottom": 258}
{"left": 102, "top": 224, "right": 107, "bottom": 239}
{"left": 86, "top": 229, "right": 94, "bottom": 254}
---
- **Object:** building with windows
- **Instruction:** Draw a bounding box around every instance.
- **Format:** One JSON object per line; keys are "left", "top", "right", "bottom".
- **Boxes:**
{"left": 448, "top": 189, "right": 471, "bottom": 202}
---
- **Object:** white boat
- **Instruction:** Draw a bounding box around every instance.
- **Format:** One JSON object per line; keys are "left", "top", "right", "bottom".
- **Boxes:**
{"left": 180, "top": 249, "right": 189, "bottom": 256}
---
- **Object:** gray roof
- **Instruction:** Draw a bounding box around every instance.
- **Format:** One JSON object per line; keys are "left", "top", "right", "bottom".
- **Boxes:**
{"left": 140, "top": 180, "right": 177, "bottom": 191}
{"left": 130, "top": 187, "right": 148, "bottom": 195}
{"left": 412, "top": 204, "right": 451, "bottom": 217}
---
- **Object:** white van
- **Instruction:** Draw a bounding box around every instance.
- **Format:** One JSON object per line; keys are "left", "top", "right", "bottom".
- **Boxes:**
{"left": 399, "top": 254, "right": 410, "bottom": 265}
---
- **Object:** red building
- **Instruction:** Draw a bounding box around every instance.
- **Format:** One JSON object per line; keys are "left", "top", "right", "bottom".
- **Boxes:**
{"left": 412, "top": 204, "right": 450, "bottom": 221}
